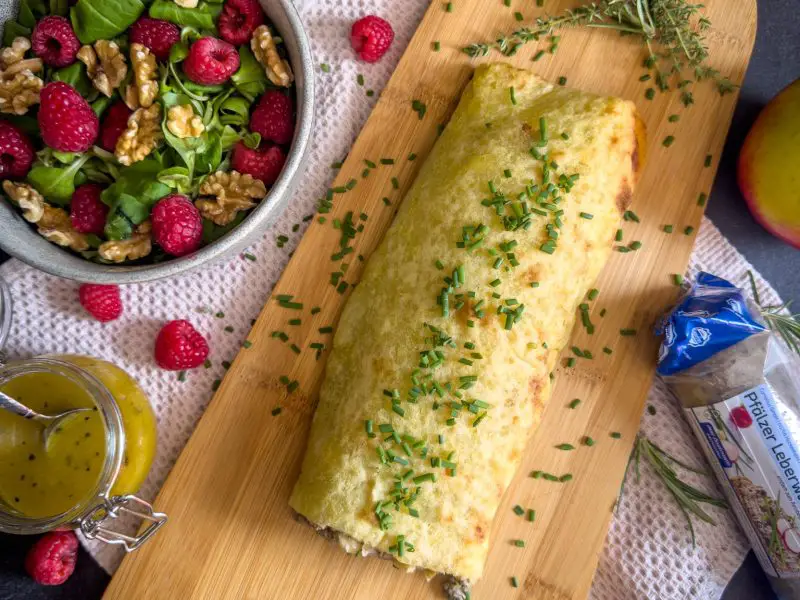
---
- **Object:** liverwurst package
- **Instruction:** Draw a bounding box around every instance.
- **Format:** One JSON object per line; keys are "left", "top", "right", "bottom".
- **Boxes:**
{"left": 657, "top": 272, "right": 800, "bottom": 599}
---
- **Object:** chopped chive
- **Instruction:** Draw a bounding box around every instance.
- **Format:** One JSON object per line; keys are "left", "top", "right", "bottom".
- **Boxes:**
{"left": 704, "top": 154, "right": 713, "bottom": 167}
{"left": 514, "top": 11, "right": 523, "bottom": 21}
{"left": 513, "top": 505, "right": 525, "bottom": 516}
{"left": 684, "top": 226, "right": 695, "bottom": 235}
{"left": 610, "top": 432, "right": 622, "bottom": 439}
{"left": 559, "top": 473, "right": 573, "bottom": 482}
{"left": 511, "top": 576, "right": 519, "bottom": 588}
{"left": 579, "top": 212, "right": 593, "bottom": 220}
{"left": 667, "top": 114, "right": 680, "bottom": 122}
{"left": 320, "top": 63, "right": 331, "bottom": 73}
{"left": 271, "top": 407, "right": 282, "bottom": 416}
{"left": 290, "top": 344, "right": 301, "bottom": 354}
{"left": 639, "top": 74, "right": 651, "bottom": 81}
{"left": 489, "top": 278, "right": 501, "bottom": 287}
{"left": 509, "top": 86, "right": 517, "bottom": 105}
{"left": 614, "top": 229, "right": 623, "bottom": 242}
{"left": 503, "top": 168, "right": 512, "bottom": 178}
{"left": 620, "top": 328, "right": 637, "bottom": 336}
{"left": 567, "top": 398, "right": 581, "bottom": 409}
{"left": 662, "top": 135, "right": 675, "bottom": 147}
{"left": 583, "top": 436, "right": 595, "bottom": 446}
{"left": 587, "top": 288, "right": 599, "bottom": 301}
{"left": 663, "top": 224, "right": 674, "bottom": 233}
{"left": 557, "top": 76, "right": 567, "bottom": 86}
{"left": 288, "top": 318, "right": 301, "bottom": 326}
{"left": 697, "top": 193, "right": 707, "bottom": 207}
{"left": 356, "top": 73, "right": 364, "bottom": 86}
{"left": 673, "top": 273, "right": 684, "bottom": 286}
{"left": 539, "top": 117, "right": 547, "bottom": 142}
{"left": 603, "top": 346, "right": 613, "bottom": 354}
{"left": 645, "top": 88, "right": 655, "bottom": 100}
{"left": 555, "top": 443, "right": 575, "bottom": 451}
{"left": 527, "top": 509, "right": 535, "bottom": 522}
{"left": 445, "top": 1, "right": 453, "bottom": 11}
{"left": 408, "top": 152, "right": 417, "bottom": 161}
{"left": 647, "top": 404, "right": 657, "bottom": 415}
{"left": 628, "top": 240, "right": 642, "bottom": 250}
{"left": 212, "top": 379, "right": 221, "bottom": 391}
{"left": 532, "top": 50, "right": 545, "bottom": 61}
{"left": 391, "top": 177, "right": 399, "bottom": 189}
{"left": 319, "top": 326, "right": 333, "bottom": 334}
{"left": 433, "top": 41, "right": 441, "bottom": 51}
{"left": 566, "top": 357, "right": 576, "bottom": 368}
{"left": 512, "top": 539, "right": 525, "bottom": 548}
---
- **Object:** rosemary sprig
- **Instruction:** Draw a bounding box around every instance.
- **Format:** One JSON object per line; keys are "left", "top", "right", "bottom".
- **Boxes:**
{"left": 463, "top": 0, "right": 736, "bottom": 97}
{"left": 747, "top": 270, "right": 800, "bottom": 355}
{"left": 620, "top": 434, "right": 726, "bottom": 546}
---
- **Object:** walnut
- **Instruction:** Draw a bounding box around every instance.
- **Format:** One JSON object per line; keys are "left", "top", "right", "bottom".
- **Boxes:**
{"left": 0, "top": 71, "right": 43, "bottom": 114}
{"left": 0, "top": 37, "right": 43, "bottom": 115}
{"left": 78, "top": 40, "right": 127, "bottom": 97}
{"left": 251, "top": 25, "right": 293, "bottom": 88}
{"left": 98, "top": 221, "right": 152, "bottom": 263}
{"left": 167, "top": 104, "right": 204, "bottom": 138}
{"left": 124, "top": 43, "right": 158, "bottom": 110}
{"left": 0, "top": 37, "right": 42, "bottom": 76}
{"left": 2, "top": 181, "right": 89, "bottom": 250}
{"left": 196, "top": 170, "right": 266, "bottom": 226}
{"left": 2, "top": 180, "right": 45, "bottom": 222}
{"left": 173, "top": 0, "right": 198, "bottom": 6}
{"left": 115, "top": 104, "right": 162, "bottom": 166}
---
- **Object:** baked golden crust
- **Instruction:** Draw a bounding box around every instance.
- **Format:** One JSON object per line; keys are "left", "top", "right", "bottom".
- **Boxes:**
{"left": 290, "top": 63, "right": 643, "bottom": 583}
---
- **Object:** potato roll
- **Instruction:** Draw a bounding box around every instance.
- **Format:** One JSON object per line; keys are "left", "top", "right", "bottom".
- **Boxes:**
{"left": 290, "top": 63, "right": 645, "bottom": 584}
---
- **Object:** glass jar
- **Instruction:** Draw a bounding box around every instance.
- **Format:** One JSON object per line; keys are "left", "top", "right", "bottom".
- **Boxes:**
{"left": 0, "top": 276, "right": 165, "bottom": 550}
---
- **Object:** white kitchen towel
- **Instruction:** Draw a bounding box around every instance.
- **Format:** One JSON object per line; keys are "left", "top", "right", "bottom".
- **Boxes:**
{"left": 0, "top": 0, "right": 780, "bottom": 597}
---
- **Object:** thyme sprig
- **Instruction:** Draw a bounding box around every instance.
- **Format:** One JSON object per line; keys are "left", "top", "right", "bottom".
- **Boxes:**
{"left": 619, "top": 434, "right": 726, "bottom": 546}
{"left": 747, "top": 270, "right": 800, "bottom": 355}
{"left": 463, "top": 0, "right": 736, "bottom": 101}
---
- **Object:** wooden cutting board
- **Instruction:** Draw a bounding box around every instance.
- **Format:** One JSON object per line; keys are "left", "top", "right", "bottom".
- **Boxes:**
{"left": 106, "top": 1, "right": 756, "bottom": 598}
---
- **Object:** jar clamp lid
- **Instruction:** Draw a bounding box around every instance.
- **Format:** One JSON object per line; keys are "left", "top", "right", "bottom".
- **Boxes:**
{"left": 0, "top": 283, "right": 166, "bottom": 550}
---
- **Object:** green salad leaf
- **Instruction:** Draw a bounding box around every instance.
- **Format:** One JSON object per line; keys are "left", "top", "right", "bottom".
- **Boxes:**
{"left": 149, "top": 0, "right": 217, "bottom": 30}
{"left": 157, "top": 166, "right": 192, "bottom": 194}
{"left": 219, "top": 125, "right": 242, "bottom": 150}
{"left": 3, "top": 22, "right": 31, "bottom": 47}
{"left": 91, "top": 95, "right": 113, "bottom": 118}
{"left": 195, "top": 132, "right": 222, "bottom": 174}
{"left": 231, "top": 46, "right": 269, "bottom": 101}
{"left": 26, "top": 154, "right": 91, "bottom": 205}
{"left": 101, "top": 158, "right": 170, "bottom": 239}
{"left": 49, "top": 0, "right": 69, "bottom": 17}
{"left": 52, "top": 63, "right": 93, "bottom": 97}
{"left": 70, "top": 0, "right": 145, "bottom": 44}
{"left": 202, "top": 211, "right": 245, "bottom": 244}
{"left": 3, "top": 0, "right": 47, "bottom": 45}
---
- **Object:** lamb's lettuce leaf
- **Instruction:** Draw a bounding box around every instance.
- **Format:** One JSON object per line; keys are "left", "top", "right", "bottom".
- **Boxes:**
{"left": 70, "top": 0, "right": 145, "bottom": 44}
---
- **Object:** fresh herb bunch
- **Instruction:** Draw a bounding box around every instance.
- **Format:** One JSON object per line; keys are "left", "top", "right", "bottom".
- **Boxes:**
{"left": 463, "top": 0, "right": 736, "bottom": 105}
{"left": 620, "top": 434, "right": 726, "bottom": 546}
{"left": 747, "top": 271, "right": 800, "bottom": 355}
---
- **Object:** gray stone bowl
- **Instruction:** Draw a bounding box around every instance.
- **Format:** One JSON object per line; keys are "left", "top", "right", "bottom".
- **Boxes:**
{"left": 0, "top": 0, "right": 314, "bottom": 284}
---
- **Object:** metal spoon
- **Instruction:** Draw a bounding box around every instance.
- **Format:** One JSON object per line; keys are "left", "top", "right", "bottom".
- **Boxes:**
{"left": 0, "top": 389, "right": 92, "bottom": 446}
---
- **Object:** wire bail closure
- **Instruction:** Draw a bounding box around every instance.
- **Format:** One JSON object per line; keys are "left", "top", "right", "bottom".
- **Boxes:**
{"left": 80, "top": 495, "right": 167, "bottom": 552}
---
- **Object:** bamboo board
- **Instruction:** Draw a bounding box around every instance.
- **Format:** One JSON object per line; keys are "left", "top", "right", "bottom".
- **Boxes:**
{"left": 106, "top": 1, "right": 757, "bottom": 598}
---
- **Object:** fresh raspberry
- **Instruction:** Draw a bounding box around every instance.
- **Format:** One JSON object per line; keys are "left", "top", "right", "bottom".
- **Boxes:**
{"left": 218, "top": 0, "right": 264, "bottom": 46}
{"left": 151, "top": 194, "right": 203, "bottom": 257}
{"left": 38, "top": 82, "right": 99, "bottom": 152}
{"left": 350, "top": 15, "right": 394, "bottom": 63}
{"left": 98, "top": 101, "right": 132, "bottom": 152}
{"left": 79, "top": 284, "right": 123, "bottom": 322}
{"left": 249, "top": 90, "right": 293, "bottom": 145}
{"left": 31, "top": 16, "right": 81, "bottom": 67}
{"left": 25, "top": 531, "right": 78, "bottom": 586}
{"left": 154, "top": 320, "right": 209, "bottom": 370}
{"left": 0, "top": 120, "right": 35, "bottom": 179}
{"left": 182, "top": 37, "right": 240, "bottom": 85}
{"left": 129, "top": 17, "right": 180, "bottom": 61}
{"left": 70, "top": 183, "right": 108, "bottom": 235}
{"left": 231, "top": 142, "right": 286, "bottom": 186}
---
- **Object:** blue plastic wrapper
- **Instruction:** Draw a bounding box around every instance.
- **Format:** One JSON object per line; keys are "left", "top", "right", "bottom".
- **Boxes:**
{"left": 656, "top": 272, "right": 766, "bottom": 375}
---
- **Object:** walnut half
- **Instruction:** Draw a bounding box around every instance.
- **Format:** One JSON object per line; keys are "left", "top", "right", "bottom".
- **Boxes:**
{"left": 0, "top": 37, "right": 43, "bottom": 115}
{"left": 77, "top": 40, "right": 127, "bottom": 97}
{"left": 196, "top": 171, "right": 266, "bottom": 226}
{"left": 2, "top": 181, "right": 89, "bottom": 251}
{"left": 167, "top": 104, "right": 204, "bottom": 138}
{"left": 124, "top": 43, "right": 158, "bottom": 110}
{"left": 251, "top": 25, "right": 293, "bottom": 88}
{"left": 98, "top": 221, "right": 152, "bottom": 263}
{"left": 115, "top": 104, "right": 162, "bottom": 166}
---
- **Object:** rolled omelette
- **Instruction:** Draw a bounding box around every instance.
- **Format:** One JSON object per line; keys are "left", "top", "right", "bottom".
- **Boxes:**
{"left": 290, "top": 63, "right": 646, "bottom": 585}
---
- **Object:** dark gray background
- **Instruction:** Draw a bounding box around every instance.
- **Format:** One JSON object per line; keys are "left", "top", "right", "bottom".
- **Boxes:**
{"left": 0, "top": 0, "right": 797, "bottom": 598}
